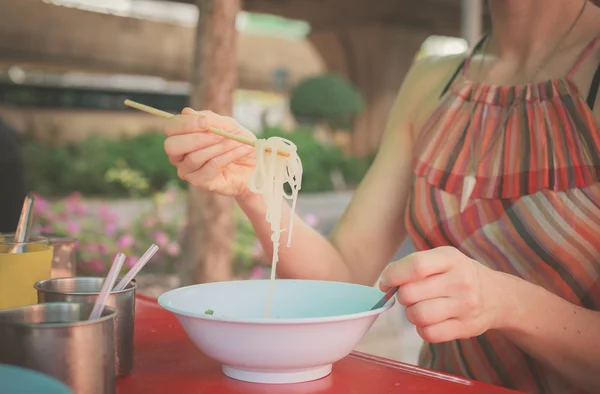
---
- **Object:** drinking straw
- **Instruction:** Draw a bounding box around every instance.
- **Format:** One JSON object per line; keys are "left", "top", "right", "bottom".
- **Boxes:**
{"left": 124, "top": 99, "right": 291, "bottom": 157}
{"left": 89, "top": 253, "right": 126, "bottom": 320}
{"left": 9, "top": 195, "right": 35, "bottom": 253}
{"left": 113, "top": 244, "right": 159, "bottom": 291}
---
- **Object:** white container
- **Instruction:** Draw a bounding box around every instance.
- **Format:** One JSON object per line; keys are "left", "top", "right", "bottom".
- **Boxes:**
{"left": 158, "top": 279, "right": 395, "bottom": 384}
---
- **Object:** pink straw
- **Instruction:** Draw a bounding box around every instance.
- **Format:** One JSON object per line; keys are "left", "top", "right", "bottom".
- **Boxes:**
{"left": 113, "top": 244, "right": 159, "bottom": 291}
{"left": 89, "top": 253, "right": 126, "bottom": 320}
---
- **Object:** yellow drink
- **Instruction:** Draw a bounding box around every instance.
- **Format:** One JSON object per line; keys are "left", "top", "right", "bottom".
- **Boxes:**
{"left": 0, "top": 235, "right": 53, "bottom": 309}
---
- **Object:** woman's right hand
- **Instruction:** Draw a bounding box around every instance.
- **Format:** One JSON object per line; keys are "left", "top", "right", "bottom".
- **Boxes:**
{"left": 163, "top": 108, "right": 257, "bottom": 197}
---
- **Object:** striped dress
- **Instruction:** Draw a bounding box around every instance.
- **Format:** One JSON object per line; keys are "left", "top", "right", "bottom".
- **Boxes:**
{"left": 406, "top": 35, "right": 600, "bottom": 394}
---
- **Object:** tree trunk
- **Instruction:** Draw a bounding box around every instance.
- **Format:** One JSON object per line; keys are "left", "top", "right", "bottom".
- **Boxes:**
{"left": 180, "top": 0, "right": 241, "bottom": 285}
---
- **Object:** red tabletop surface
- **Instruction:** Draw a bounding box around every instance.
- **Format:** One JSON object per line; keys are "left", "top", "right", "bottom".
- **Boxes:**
{"left": 116, "top": 295, "right": 522, "bottom": 394}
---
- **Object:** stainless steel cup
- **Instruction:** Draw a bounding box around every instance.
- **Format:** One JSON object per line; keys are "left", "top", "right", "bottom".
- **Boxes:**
{"left": 0, "top": 302, "right": 116, "bottom": 394}
{"left": 35, "top": 277, "right": 137, "bottom": 377}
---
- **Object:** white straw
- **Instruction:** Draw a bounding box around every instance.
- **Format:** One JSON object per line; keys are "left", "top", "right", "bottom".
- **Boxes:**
{"left": 113, "top": 244, "right": 159, "bottom": 291}
{"left": 89, "top": 253, "right": 126, "bottom": 320}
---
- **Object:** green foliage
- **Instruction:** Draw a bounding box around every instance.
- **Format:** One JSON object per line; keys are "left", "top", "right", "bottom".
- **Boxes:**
{"left": 22, "top": 127, "right": 373, "bottom": 198}
{"left": 261, "top": 127, "right": 374, "bottom": 192}
{"left": 22, "top": 132, "right": 185, "bottom": 198}
{"left": 289, "top": 74, "right": 365, "bottom": 130}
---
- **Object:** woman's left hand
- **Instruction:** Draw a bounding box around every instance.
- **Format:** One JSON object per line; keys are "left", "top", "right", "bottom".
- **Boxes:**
{"left": 380, "top": 246, "right": 509, "bottom": 343}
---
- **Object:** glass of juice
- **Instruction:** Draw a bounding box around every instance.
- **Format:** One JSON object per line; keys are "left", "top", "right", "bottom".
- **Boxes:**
{"left": 0, "top": 234, "right": 53, "bottom": 309}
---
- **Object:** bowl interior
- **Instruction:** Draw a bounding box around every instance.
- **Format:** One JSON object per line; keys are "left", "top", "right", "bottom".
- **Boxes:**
{"left": 159, "top": 279, "right": 393, "bottom": 321}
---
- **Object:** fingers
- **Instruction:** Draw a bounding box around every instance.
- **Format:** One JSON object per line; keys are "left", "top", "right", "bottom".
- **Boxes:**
{"left": 165, "top": 114, "right": 207, "bottom": 136}
{"left": 181, "top": 145, "right": 254, "bottom": 187}
{"left": 405, "top": 298, "right": 459, "bottom": 327}
{"left": 394, "top": 273, "right": 450, "bottom": 306}
{"left": 380, "top": 247, "right": 459, "bottom": 290}
{"left": 164, "top": 133, "right": 225, "bottom": 159}
{"left": 180, "top": 143, "right": 253, "bottom": 176}
{"left": 416, "top": 319, "right": 466, "bottom": 343}
{"left": 164, "top": 110, "right": 242, "bottom": 137}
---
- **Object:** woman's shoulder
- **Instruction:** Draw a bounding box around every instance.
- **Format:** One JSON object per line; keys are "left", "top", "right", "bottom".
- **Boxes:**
{"left": 393, "top": 53, "right": 467, "bottom": 134}
{"left": 407, "top": 53, "right": 466, "bottom": 92}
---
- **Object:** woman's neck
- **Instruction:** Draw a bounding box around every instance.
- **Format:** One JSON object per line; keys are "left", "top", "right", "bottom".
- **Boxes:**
{"left": 488, "top": 0, "right": 589, "bottom": 59}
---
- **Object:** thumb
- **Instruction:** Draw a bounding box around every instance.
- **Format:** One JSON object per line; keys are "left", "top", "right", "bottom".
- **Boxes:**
{"left": 181, "top": 107, "right": 197, "bottom": 115}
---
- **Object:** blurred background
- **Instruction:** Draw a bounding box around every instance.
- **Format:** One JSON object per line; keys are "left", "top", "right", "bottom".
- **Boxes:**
{"left": 0, "top": 0, "right": 485, "bottom": 365}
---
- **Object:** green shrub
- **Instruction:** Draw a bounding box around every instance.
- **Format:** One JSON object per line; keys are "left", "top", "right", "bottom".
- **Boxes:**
{"left": 289, "top": 74, "right": 365, "bottom": 130}
{"left": 260, "top": 127, "right": 373, "bottom": 192}
{"left": 22, "top": 128, "right": 372, "bottom": 197}
{"left": 22, "top": 132, "right": 184, "bottom": 198}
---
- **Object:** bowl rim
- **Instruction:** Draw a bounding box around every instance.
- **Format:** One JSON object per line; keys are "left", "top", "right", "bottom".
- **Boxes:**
{"left": 157, "top": 279, "right": 395, "bottom": 325}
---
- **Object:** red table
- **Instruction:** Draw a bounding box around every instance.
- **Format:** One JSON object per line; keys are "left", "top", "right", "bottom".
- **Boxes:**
{"left": 116, "top": 295, "right": 522, "bottom": 394}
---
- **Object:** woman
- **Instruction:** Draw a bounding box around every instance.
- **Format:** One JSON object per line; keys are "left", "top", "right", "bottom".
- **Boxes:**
{"left": 163, "top": 0, "right": 600, "bottom": 392}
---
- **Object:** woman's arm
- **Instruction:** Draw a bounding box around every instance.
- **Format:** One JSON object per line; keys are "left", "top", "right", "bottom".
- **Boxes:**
{"left": 379, "top": 246, "right": 600, "bottom": 393}
{"left": 498, "top": 273, "right": 600, "bottom": 393}
{"left": 237, "top": 56, "right": 454, "bottom": 285}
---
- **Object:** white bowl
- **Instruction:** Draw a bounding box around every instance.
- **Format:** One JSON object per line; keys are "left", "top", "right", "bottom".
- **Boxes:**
{"left": 158, "top": 279, "right": 395, "bottom": 384}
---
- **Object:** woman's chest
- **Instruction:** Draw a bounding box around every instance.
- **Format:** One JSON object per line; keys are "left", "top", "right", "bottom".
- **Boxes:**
{"left": 406, "top": 177, "right": 600, "bottom": 308}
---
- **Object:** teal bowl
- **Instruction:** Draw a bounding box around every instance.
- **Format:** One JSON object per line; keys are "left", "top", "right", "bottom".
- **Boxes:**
{"left": 0, "top": 364, "right": 73, "bottom": 394}
{"left": 159, "top": 279, "right": 394, "bottom": 384}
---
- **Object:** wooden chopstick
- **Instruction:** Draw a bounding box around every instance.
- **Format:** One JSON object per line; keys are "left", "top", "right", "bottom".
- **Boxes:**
{"left": 124, "top": 99, "right": 290, "bottom": 157}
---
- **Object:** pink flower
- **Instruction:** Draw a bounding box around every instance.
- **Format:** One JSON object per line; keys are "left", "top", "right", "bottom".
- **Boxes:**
{"left": 125, "top": 256, "right": 138, "bottom": 268}
{"left": 304, "top": 214, "right": 319, "bottom": 227}
{"left": 117, "top": 235, "right": 135, "bottom": 249}
{"left": 39, "top": 225, "right": 53, "bottom": 233}
{"left": 74, "top": 204, "right": 87, "bottom": 215}
{"left": 250, "top": 266, "right": 266, "bottom": 279}
{"left": 144, "top": 216, "right": 157, "bottom": 228}
{"left": 68, "top": 192, "right": 82, "bottom": 202}
{"left": 98, "top": 203, "right": 117, "bottom": 224}
{"left": 65, "top": 221, "right": 82, "bottom": 235}
{"left": 33, "top": 197, "right": 49, "bottom": 215}
{"left": 251, "top": 241, "right": 264, "bottom": 260}
{"left": 85, "top": 243, "right": 100, "bottom": 253}
{"left": 87, "top": 259, "right": 105, "bottom": 274}
{"left": 164, "top": 190, "right": 177, "bottom": 203}
{"left": 104, "top": 223, "right": 118, "bottom": 236}
{"left": 166, "top": 243, "right": 180, "bottom": 257}
{"left": 65, "top": 192, "right": 86, "bottom": 215}
{"left": 153, "top": 231, "right": 169, "bottom": 247}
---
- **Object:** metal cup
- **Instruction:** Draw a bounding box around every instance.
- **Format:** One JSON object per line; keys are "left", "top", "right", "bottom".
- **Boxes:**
{"left": 35, "top": 277, "right": 137, "bottom": 377}
{"left": 0, "top": 302, "right": 116, "bottom": 394}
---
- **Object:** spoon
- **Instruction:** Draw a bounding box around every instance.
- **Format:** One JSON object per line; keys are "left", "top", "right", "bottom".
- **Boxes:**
{"left": 370, "top": 286, "right": 398, "bottom": 310}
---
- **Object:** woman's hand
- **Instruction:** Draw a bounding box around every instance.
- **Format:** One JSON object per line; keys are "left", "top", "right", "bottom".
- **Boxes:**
{"left": 163, "top": 108, "right": 257, "bottom": 198}
{"left": 380, "top": 246, "right": 509, "bottom": 343}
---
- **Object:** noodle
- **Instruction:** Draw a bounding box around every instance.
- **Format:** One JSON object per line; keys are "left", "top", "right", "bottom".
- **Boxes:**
{"left": 248, "top": 137, "right": 303, "bottom": 318}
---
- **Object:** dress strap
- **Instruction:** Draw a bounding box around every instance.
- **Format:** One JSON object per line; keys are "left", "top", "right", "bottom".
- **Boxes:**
{"left": 439, "top": 59, "right": 466, "bottom": 98}
{"left": 567, "top": 34, "right": 600, "bottom": 78}
{"left": 461, "top": 34, "right": 489, "bottom": 76}
{"left": 439, "top": 35, "right": 488, "bottom": 98}
{"left": 586, "top": 63, "right": 600, "bottom": 109}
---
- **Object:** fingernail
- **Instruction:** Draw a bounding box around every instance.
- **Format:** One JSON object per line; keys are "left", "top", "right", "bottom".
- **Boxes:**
{"left": 195, "top": 116, "right": 207, "bottom": 129}
{"left": 380, "top": 276, "right": 389, "bottom": 286}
